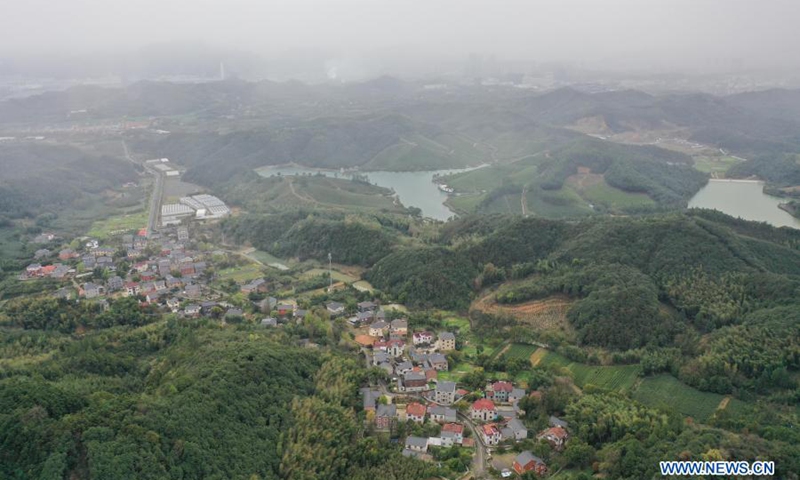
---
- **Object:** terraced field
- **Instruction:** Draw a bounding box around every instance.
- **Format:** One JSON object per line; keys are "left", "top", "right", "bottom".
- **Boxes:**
{"left": 530, "top": 347, "right": 641, "bottom": 393}
{"left": 632, "top": 374, "right": 730, "bottom": 422}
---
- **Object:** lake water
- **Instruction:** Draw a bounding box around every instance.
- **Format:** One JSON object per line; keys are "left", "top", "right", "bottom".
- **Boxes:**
{"left": 688, "top": 179, "right": 800, "bottom": 229}
{"left": 256, "top": 165, "right": 483, "bottom": 221}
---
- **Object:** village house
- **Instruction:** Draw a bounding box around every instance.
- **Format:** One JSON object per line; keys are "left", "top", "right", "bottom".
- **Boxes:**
{"left": 184, "top": 284, "right": 201, "bottom": 298}
{"left": 470, "top": 399, "right": 497, "bottom": 422}
{"left": 357, "top": 300, "right": 377, "bottom": 312}
{"left": 404, "top": 436, "right": 428, "bottom": 454}
{"left": 241, "top": 278, "right": 267, "bottom": 294}
{"left": 275, "top": 303, "right": 295, "bottom": 316}
{"left": 124, "top": 282, "right": 140, "bottom": 297}
{"left": 184, "top": 304, "right": 201, "bottom": 317}
{"left": 361, "top": 388, "right": 381, "bottom": 412}
{"left": 437, "top": 332, "right": 456, "bottom": 351}
{"left": 429, "top": 353, "right": 449, "bottom": 371}
{"left": 34, "top": 249, "right": 51, "bottom": 260}
{"left": 372, "top": 351, "right": 390, "bottom": 366}
{"left": 106, "top": 276, "right": 124, "bottom": 291}
{"left": 398, "top": 372, "right": 427, "bottom": 392}
{"left": 514, "top": 451, "right": 547, "bottom": 476}
{"left": 486, "top": 381, "right": 514, "bottom": 403}
{"left": 405, "top": 402, "right": 426, "bottom": 423}
{"left": 437, "top": 429, "right": 459, "bottom": 447}
{"left": 326, "top": 301, "right": 345, "bottom": 317}
{"left": 412, "top": 331, "right": 434, "bottom": 345}
{"left": 59, "top": 249, "right": 78, "bottom": 260}
{"left": 356, "top": 310, "right": 375, "bottom": 324}
{"left": 260, "top": 317, "right": 278, "bottom": 327}
{"left": 50, "top": 264, "right": 70, "bottom": 279}
{"left": 394, "top": 361, "right": 414, "bottom": 376}
{"left": 166, "top": 297, "right": 181, "bottom": 312}
{"left": 26, "top": 263, "right": 42, "bottom": 277}
{"left": 369, "top": 321, "right": 388, "bottom": 337}
{"left": 479, "top": 423, "right": 503, "bottom": 446}
{"left": 82, "top": 255, "right": 96, "bottom": 269}
{"left": 390, "top": 318, "right": 408, "bottom": 335}
{"left": 509, "top": 387, "right": 526, "bottom": 404}
{"left": 434, "top": 381, "right": 457, "bottom": 405}
{"left": 442, "top": 423, "right": 464, "bottom": 444}
{"left": 502, "top": 418, "right": 528, "bottom": 442}
{"left": 375, "top": 404, "right": 396, "bottom": 430}
{"left": 81, "top": 282, "right": 104, "bottom": 299}
{"left": 386, "top": 338, "right": 406, "bottom": 358}
{"left": 537, "top": 426, "right": 569, "bottom": 450}
{"left": 428, "top": 405, "right": 457, "bottom": 423}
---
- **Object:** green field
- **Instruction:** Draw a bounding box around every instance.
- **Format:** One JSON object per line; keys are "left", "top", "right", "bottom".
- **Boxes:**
{"left": 581, "top": 180, "right": 656, "bottom": 209}
{"left": 692, "top": 155, "right": 742, "bottom": 175}
{"left": 87, "top": 211, "right": 148, "bottom": 238}
{"left": 525, "top": 185, "right": 594, "bottom": 219}
{"left": 445, "top": 194, "right": 486, "bottom": 215}
{"left": 632, "top": 374, "right": 728, "bottom": 422}
{"left": 532, "top": 348, "right": 641, "bottom": 392}
{"left": 217, "top": 264, "right": 264, "bottom": 283}
{"left": 300, "top": 268, "right": 358, "bottom": 283}
{"left": 249, "top": 250, "right": 293, "bottom": 268}
{"left": 503, "top": 343, "right": 539, "bottom": 361}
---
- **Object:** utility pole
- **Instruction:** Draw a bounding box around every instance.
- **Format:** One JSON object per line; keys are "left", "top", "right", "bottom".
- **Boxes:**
{"left": 328, "top": 252, "right": 333, "bottom": 293}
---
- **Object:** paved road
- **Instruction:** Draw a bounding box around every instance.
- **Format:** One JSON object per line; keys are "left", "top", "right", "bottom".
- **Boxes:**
{"left": 457, "top": 411, "right": 489, "bottom": 479}
{"left": 122, "top": 140, "right": 163, "bottom": 236}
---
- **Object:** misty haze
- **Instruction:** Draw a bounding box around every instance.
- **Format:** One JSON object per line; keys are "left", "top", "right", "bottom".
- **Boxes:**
{"left": 0, "top": 1, "right": 798, "bottom": 480}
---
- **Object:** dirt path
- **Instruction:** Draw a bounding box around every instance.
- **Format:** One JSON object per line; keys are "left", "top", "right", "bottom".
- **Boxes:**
{"left": 521, "top": 185, "right": 528, "bottom": 216}
{"left": 717, "top": 396, "right": 731, "bottom": 410}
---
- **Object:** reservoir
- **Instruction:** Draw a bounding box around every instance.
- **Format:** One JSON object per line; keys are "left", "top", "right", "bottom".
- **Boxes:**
{"left": 256, "top": 165, "right": 483, "bottom": 221}
{"left": 688, "top": 179, "right": 800, "bottom": 229}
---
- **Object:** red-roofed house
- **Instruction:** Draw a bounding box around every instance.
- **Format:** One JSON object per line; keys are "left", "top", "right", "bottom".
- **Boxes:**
{"left": 486, "top": 381, "right": 514, "bottom": 402}
{"left": 479, "top": 423, "right": 502, "bottom": 445}
{"left": 442, "top": 423, "right": 464, "bottom": 444}
{"left": 406, "top": 402, "right": 427, "bottom": 423}
{"left": 412, "top": 331, "right": 434, "bottom": 345}
{"left": 537, "top": 426, "right": 569, "bottom": 450}
{"left": 470, "top": 399, "right": 497, "bottom": 422}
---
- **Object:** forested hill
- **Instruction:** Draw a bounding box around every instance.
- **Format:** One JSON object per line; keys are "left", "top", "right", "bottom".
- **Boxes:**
{"left": 363, "top": 211, "right": 800, "bottom": 349}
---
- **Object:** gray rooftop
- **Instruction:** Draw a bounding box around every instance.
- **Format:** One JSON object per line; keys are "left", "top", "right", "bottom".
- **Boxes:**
{"left": 405, "top": 436, "right": 428, "bottom": 448}
{"left": 515, "top": 451, "right": 544, "bottom": 467}
{"left": 437, "top": 381, "right": 457, "bottom": 393}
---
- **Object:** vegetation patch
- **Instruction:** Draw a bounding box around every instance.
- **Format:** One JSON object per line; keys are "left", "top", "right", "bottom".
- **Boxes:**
{"left": 632, "top": 374, "right": 728, "bottom": 422}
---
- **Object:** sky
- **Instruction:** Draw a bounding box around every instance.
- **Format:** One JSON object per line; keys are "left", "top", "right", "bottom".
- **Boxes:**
{"left": 1, "top": 0, "right": 799, "bottom": 77}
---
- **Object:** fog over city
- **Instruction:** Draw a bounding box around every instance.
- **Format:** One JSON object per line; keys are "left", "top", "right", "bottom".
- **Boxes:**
{"left": 1, "top": 0, "right": 799, "bottom": 81}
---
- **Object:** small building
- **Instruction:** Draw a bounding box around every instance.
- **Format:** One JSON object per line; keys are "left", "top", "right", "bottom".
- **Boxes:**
{"left": 479, "top": 423, "right": 502, "bottom": 446}
{"left": 184, "top": 304, "right": 201, "bottom": 317}
{"left": 428, "top": 405, "right": 457, "bottom": 424}
{"left": 395, "top": 361, "right": 414, "bottom": 376}
{"left": 470, "top": 399, "right": 497, "bottom": 422}
{"left": 106, "top": 276, "right": 124, "bottom": 291}
{"left": 509, "top": 387, "right": 526, "bottom": 404}
{"left": 166, "top": 297, "right": 181, "bottom": 312}
{"left": 368, "top": 321, "right": 388, "bottom": 338}
{"left": 514, "top": 451, "right": 547, "bottom": 476}
{"left": 405, "top": 402, "right": 426, "bottom": 423}
{"left": 486, "top": 381, "right": 514, "bottom": 403}
{"left": 390, "top": 318, "right": 408, "bottom": 335}
{"left": 361, "top": 388, "right": 381, "bottom": 412}
{"left": 437, "top": 332, "right": 456, "bottom": 351}
{"left": 399, "top": 372, "right": 428, "bottom": 392}
{"left": 386, "top": 339, "right": 405, "bottom": 358}
{"left": 434, "top": 381, "right": 457, "bottom": 405}
{"left": 404, "top": 436, "right": 428, "bottom": 453}
{"left": 326, "top": 301, "right": 345, "bottom": 317}
{"left": 502, "top": 418, "right": 528, "bottom": 442}
{"left": 260, "top": 317, "right": 278, "bottom": 327}
{"left": 537, "top": 426, "right": 569, "bottom": 450}
{"left": 81, "top": 282, "right": 104, "bottom": 299}
{"left": 429, "top": 353, "right": 449, "bottom": 371}
{"left": 34, "top": 249, "right": 51, "bottom": 259}
{"left": 442, "top": 423, "right": 465, "bottom": 444}
{"left": 412, "top": 331, "right": 434, "bottom": 345}
{"left": 375, "top": 403, "right": 396, "bottom": 430}
{"left": 357, "top": 300, "right": 377, "bottom": 312}
{"left": 241, "top": 278, "right": 267, "bottom": 294}
{"left": 59, "top": 249, "right": 78, "bottom": 260}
